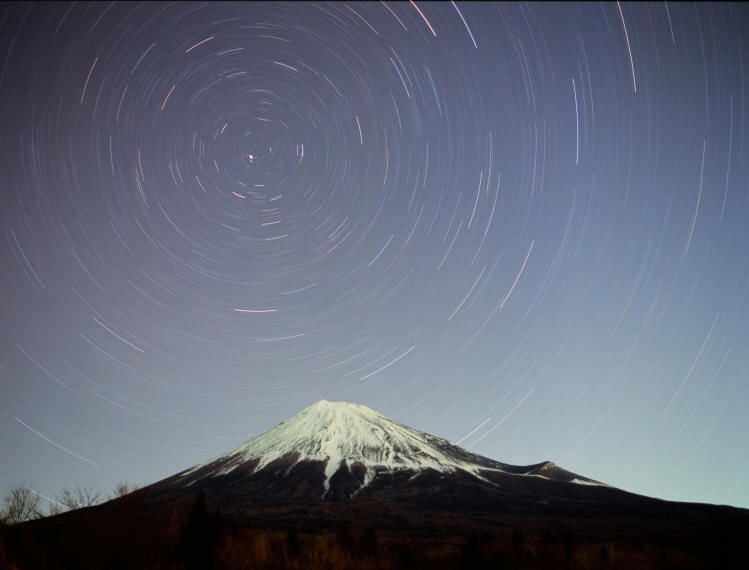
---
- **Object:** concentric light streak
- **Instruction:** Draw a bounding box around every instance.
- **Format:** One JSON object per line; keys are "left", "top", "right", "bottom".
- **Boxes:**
{"left": 1, "top": 2, "right": 748, "bottom": 510}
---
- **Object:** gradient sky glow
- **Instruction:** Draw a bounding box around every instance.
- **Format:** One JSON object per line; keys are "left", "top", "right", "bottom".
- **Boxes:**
{"left": 1, "top": 2, "right": 748, "bottom": 510}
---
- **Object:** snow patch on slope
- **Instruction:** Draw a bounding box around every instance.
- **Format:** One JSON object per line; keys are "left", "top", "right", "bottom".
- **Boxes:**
{"left": 571, "top": 477, "right": 606, "bottom": 487}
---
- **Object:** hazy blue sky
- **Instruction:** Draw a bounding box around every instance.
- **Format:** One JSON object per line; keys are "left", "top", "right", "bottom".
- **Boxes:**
{"left": 1, "top": 2, "right": 748, "bottom": 510}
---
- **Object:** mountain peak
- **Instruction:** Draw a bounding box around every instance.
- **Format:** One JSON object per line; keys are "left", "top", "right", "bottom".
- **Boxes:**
{"left": 304, "top": 399, "right": 379, "bottom": 415}
{"left": 175, "top": 400, "right": 605, "bottom": 499}
{"left": 180, "top": 400, "right": 510, "bottom": 493}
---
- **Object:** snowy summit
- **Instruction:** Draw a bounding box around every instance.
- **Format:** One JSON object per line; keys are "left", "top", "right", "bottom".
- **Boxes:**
{"left": 177, "top": 400, "right": 604, "bottom": 497}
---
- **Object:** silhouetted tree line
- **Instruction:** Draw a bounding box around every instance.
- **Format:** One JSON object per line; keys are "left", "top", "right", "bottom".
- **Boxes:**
{"left": 0, "top": 480, "right": 138, "bottom": 524}
{"left": 0, "top": 486, "right": 735, "bottom": 569}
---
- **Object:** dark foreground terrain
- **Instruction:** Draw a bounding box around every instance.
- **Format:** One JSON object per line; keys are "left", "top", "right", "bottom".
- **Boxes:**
{"left": 2, "top": 464, "right": 748, "bottom": 570}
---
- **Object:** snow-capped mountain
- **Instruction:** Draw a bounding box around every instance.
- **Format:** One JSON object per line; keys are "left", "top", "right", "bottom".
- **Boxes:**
{"left": 14, "top": 400, "right": 748, "bottom": 570}
{"left": 157, "top": 400, "right": 603, "bottom": 501}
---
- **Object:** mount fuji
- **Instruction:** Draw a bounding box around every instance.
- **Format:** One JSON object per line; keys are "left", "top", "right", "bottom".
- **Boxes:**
{"left": 151, "top": 400, "right": 602, "bottom": 503}
{"left": 5, "top": 400, "right": 749, "bottom": 570}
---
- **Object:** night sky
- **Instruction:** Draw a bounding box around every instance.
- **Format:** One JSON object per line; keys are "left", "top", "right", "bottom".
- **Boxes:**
{"left": 1, "top": 2, "right": 748, "bottom": 511}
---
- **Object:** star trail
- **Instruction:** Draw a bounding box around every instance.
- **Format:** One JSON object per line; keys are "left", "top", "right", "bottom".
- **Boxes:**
{"left": 1, "top": 2, "right": 748, "bottom": 510}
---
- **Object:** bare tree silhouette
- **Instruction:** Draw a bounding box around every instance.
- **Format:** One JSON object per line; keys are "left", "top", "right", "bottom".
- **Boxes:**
{"left": 55, "top": 485, "right": 102, "bottom": 511}
{"left": 0, "top": 483, "right": 42, "bottom": 524}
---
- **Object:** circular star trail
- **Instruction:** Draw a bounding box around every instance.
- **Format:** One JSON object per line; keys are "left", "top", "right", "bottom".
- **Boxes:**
{"left": 1, "top": 2, "right": 748, "bottom": 509}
